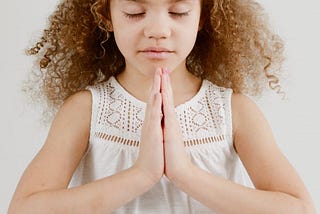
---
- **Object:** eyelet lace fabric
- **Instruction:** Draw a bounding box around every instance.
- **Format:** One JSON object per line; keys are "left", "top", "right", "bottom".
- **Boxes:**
{"left": 69, "top": 76, "right": 252, "bottom": 214}
{"left": 90, "top": 77, "right": 232, "bottom": 149}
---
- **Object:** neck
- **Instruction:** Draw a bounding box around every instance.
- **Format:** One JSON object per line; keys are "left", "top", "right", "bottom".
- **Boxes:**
{"left": 115, "top": 65, "right": 202, "bottom": 106}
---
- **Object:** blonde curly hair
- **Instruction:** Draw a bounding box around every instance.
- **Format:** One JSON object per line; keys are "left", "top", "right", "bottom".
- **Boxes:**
{"left": 25, "top": 0, "right": 284, "bottom": 116}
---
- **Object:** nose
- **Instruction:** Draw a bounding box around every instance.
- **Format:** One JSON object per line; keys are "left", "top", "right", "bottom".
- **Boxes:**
{"left": 144, "top": 14, "right": 171, "bottom": 40}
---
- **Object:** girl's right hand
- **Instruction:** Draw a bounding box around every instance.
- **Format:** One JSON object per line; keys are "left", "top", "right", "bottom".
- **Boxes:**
{"left": 133, "top": 68, "right": 164, "bottom": 184}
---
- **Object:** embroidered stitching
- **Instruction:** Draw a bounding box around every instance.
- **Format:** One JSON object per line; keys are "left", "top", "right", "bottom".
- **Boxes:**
{"left": 91, "top": 78, "right": 231, "bottom": 149}
{"left": 94, "top": 132, "right": 226, "bottom": 147}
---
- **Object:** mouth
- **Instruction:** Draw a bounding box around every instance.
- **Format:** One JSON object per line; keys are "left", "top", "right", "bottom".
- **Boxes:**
{"left": 142, "top": 47, "right": 172, "bottom": 52}
{"left": 139, "top": 47, "right": 174, "bottom": 60}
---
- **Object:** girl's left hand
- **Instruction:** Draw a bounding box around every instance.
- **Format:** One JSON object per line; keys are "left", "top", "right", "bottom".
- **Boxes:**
{"left": 161, "top": 68, "right": 193, "bottom": 181}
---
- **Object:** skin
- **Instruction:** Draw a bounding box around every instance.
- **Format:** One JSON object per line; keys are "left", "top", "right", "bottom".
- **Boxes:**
{"left": 8, "top": 0, "right": 315, "bottom": 213}
{"left": 112, "top": 0, "right": 202, "bottom": 104}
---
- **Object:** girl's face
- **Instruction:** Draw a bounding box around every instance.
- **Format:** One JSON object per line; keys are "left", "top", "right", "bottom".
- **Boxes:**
{"left": 109, "top": 0, "right": 201, "bottom": 76}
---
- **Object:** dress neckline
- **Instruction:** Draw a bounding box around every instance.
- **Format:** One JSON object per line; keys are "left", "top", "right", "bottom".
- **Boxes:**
{"left": 110, "top": 76, "right": 207, "bottom": 112}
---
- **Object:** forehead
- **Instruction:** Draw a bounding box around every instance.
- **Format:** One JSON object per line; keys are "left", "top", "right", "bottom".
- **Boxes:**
{"left": 118, "top": 0, "right": 195, "bottom": 3}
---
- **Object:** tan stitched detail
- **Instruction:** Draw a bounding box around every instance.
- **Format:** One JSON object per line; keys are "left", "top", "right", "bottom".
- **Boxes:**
{"left": 94, "top": 132, "right": 140, "bottom": 147}
{"left": 184, "top": 135, "right": 225, "bottom": 147}
{"left": 95, "top": 132, "right": 225, "bottom": 148}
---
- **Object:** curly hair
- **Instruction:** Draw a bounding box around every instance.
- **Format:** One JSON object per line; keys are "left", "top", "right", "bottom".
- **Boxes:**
{"left": 25, "top": 0, "right": 284, "bottom": 115}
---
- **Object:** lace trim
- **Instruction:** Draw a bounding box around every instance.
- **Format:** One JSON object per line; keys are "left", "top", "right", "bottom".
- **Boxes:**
{"left": 95, "top": 81, "right": 144, "bottom": 134}
{"left": 94, "top": 132, "right": 140, "bottom": 147}
{"left": 89, "top": 77, "right": 233, "bottom": 149}
{"left": 94, "top": 132, "right": 227, "bottom": 148}
{"left": 184, "top": 135, "right": 226, "bottom": 147}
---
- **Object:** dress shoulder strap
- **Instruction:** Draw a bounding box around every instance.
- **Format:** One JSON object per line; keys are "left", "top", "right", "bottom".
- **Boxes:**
{"left": 205, "top": 81, "right": 233, "bottom": 143}
{"left": 85, "top": 80, "right": 111, "bottom": 142}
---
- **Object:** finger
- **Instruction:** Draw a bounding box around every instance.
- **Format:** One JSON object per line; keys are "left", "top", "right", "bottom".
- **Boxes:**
{"left": 164, "top": 68, "right": 174, "bottom": 99}
{"left": 161, "top": 68, "right": 175, "bottom": 114}
{"left": 146, "top": 68, "right": 162, "bottom": 119}
{"left": 142, "top": 94, "right": 163, "bottom": 148}
{"left": 152, "top": 67, "right": 162, "bottom": 94}
{"left": 150, "top": 92, "right": 162, "bottom": 127}
{"left": 161, "top": 71, "right": 177, "bottom": 135}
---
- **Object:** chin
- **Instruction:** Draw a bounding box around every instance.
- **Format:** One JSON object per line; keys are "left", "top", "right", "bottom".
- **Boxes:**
{"left": 140, "top": 64, "right": 171, "bottom": 74}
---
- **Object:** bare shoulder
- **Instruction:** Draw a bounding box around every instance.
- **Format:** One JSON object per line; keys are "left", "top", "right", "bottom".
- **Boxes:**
{"left": 231, "top": 93, "right": 262, "bottom": 116}
{"left": 230, "top": 92, "right": 277, "bottom": 167}
{"left": 46, "top": 89, "right": 93, "bottom": 162}
{"left": 60, "top": 90, "right": 92, "bottom": 115}
{"left": 52, "top": 90, "right": 92, "bottom": 145}
{"left": 231, "top": 93, "right": 267, "bottom": 141}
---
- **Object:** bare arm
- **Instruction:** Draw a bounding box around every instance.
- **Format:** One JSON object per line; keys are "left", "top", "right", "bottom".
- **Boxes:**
{"left": 8, "top": 91, "right": 155, "bottom": 214}
{"left": 171, "top": 94, "right": 315, "bottom": 214}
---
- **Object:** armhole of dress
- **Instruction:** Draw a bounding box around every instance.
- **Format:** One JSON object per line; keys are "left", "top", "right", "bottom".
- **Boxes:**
{"left": 224, "top": 88, "right": 234, "bottom": 149}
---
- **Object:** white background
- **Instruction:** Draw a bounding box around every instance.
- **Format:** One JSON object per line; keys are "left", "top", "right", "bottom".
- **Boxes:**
{"left": 1, "top": 0, "right": 319, "bottom": 212}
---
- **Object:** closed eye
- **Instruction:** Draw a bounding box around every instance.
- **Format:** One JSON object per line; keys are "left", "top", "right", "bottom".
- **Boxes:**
{"left": 169, "top": 11, "right": 190, "bottom": 18}
{"left": 123, "top": 12, "right": 145, "bottom": 20}
{"left": 123, "top": 11, "right": 190, "bottom": 20}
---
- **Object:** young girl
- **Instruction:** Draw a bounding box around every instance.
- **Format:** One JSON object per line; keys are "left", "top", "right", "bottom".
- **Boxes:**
{"left": 9, "top": 0, "right": 315, "bottom": 213}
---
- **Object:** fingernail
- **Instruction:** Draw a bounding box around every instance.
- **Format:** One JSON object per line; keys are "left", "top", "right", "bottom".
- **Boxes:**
{"left": 164, "top": 67, "right": 169, "bottom": 75}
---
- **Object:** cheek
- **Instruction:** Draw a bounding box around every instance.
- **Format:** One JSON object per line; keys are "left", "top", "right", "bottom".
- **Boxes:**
{"left": 112, "top": 26, "right": 135, "bottom": 55}
{"left": 179, "top": 23, "right": 199, "bottom": 51}
{"left": 109, "top": 13, "right": 134, "bottom": 54}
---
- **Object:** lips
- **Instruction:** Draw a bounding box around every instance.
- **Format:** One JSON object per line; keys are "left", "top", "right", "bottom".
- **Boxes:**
{"left": 142, "top": 47, "right": 172, "bottom": 52}
{"left": 140, "top": 47, "right": 173, "bottom": 60}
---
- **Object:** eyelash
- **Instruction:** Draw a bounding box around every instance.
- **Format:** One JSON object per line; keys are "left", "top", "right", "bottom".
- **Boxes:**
{"left": 124, "top": 13, "right": 145, "bottom": 20}
{"left": 169, "top": 12, "right": 190, "bottom": 18}
{"left": 124, "top": 11, "right": 190, "bottom": 20}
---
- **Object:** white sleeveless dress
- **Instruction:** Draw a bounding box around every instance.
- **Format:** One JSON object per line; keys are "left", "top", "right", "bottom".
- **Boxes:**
{"left": 69, "top": 76, "right": 253, "bottom": 213}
